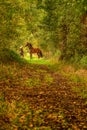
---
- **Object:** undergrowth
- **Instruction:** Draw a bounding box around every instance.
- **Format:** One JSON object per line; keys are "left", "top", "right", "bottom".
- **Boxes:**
{"left": 0, "top": 48, "right": 26, "bottom": 64}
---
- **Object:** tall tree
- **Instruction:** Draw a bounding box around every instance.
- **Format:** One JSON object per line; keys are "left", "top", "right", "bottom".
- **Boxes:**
{"left": 42, "top": 0, "right": 87, "bottom": 61}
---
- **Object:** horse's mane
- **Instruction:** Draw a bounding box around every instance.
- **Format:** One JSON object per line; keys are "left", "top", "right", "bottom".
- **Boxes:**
{"left": 26, "top": 42, "right": 32, "bottom": 48}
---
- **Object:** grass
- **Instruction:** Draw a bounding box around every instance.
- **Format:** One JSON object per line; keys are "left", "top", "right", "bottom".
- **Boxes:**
{"left": 24, "top": 54, "right": 51, "bottom": 65}
{"left": 59, "top": 65, "right": 87, "bottom": 99}
{"left": 73, "top": 85, "right": 87, "bottom": 99}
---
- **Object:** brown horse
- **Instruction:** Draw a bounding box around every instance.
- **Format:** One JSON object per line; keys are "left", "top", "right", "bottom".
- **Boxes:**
{"left": 25, "top": 42, "right": 43, "bottom": 59}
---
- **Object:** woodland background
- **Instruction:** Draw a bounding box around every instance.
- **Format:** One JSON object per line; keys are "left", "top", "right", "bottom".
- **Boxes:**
{"left": 0, "top": 1, "right": 87, "bottom": 130}
{"left": 0, "top": 0, "right": 87, "bottom": 66}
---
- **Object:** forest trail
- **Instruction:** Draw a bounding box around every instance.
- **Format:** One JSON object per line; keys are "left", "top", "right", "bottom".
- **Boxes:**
{"left": 0, "top": 63, "right": 87, "bottom": 130}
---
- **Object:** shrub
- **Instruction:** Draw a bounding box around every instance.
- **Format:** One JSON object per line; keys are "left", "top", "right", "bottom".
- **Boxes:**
{"left": 80, "top": 56, "right": 87, "bottom": 69}
{"left": 0, "top": 48, "right": 24, "bottom": 64}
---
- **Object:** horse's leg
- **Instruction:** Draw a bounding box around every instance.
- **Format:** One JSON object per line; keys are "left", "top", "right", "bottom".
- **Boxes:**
{"left": 37, "top": 50, "right": 43, "bottom": 58}
{"left": 37, "top": 52, "right": 40, "bottom": 58}
{"left": 40, "top": 50, "right": 43, "bottom": 57}
{"left": 30, "top": 52, "right": 32, "bottom": 59}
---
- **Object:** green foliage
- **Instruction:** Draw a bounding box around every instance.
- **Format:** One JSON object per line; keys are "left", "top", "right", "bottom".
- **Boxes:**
{"left": 0, "top": 0, "right": 19, "bottom": 48}
{"left": 0, "top": 0, "right": 86, "bottom": 66}
{"left": 0, "top": 48, "right": 24, "bottom": 64}
{"left": 80, "top": 56, "right": 87, "bottom": 69}
{"left": 42, "top": 0, "right": 87, "bottom": 62}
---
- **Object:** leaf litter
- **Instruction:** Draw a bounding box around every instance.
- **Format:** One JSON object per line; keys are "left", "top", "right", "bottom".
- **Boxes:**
{"left": 0, "top": 63, "right": 87, "bottom": 130}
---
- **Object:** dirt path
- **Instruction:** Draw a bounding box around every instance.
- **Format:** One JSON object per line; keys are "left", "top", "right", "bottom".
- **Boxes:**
{"left": 0, "top": 64, "right": 87, "bottom": 130}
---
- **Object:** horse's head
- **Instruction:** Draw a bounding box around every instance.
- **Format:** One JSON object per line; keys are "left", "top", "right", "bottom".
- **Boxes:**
{"left": 25, "top": 42, "right": 32, "bottom": 49}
